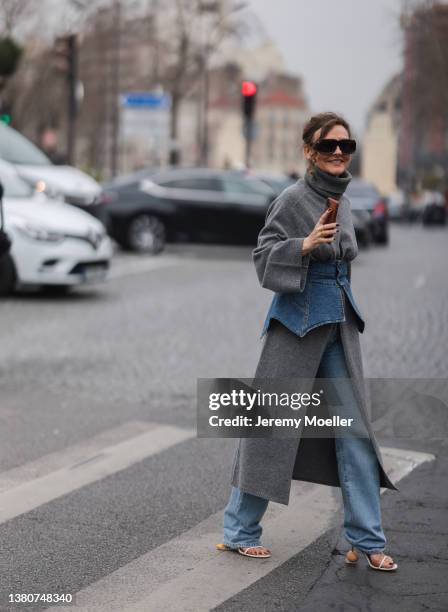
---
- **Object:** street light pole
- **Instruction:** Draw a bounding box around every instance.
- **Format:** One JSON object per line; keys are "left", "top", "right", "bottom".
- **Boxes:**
{"left": 111, "top": 0, "right": 121, "bottom": 178}
{"left": 67, "top": 34, "right": 78, "bottom": 165}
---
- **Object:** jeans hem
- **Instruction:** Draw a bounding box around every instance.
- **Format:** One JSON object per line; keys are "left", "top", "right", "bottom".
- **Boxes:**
{"left": 222, "top": 539, "right": 262, "bottom": 549}
{"left": 363, "top": 549, "right": 385, "bottom": 555}
{"left": 350, "top": 545, "right": 385, "bottom": 554}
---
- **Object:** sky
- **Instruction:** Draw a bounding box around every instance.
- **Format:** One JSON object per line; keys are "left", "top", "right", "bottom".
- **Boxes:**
{"left": 248, "top": 0, "right": 405, "bottom": 136}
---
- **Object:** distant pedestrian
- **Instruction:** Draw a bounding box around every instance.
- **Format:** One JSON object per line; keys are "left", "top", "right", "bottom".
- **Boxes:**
{"left": 217, "top": 112, "right": 398, "bottom": 571}
{"left": 39, "top": 127, "right": 67, "bottom": 165}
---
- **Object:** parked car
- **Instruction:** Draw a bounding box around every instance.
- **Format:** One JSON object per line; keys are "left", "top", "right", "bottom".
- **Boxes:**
{"left": 351, "top": 209, "right": 372, "bottom": 248}
{"left": 0, "top": 160, "right": 113, "bottom": 296}
{"left": 386, "top": 190, "right": 406, "bottom": 221}
{"left": 421, "top": 191, "right": 446, "bottom": 226}
{"left": 102, "top": 167, "right": 276, "bottom": 253}
{"left": 345, "top": 179, "right": 389, "bottom": 245}
{"left": 400, "top": 189, "right": 446, "bottom": 225}
{"left": 0, "top": 123, "right": 110, "bottom": 223}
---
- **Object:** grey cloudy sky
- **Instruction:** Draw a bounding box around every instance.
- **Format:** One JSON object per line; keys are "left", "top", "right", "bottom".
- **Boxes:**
{"left": 249, "top": 0, "right": 404, "bottom": 136}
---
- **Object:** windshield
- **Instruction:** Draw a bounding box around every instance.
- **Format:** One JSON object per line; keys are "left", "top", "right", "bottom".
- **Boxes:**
{"left": 0, "top": 124, "right": 52, "bottom": 166}
{"left": 0, "top": 164, "right": 34, "bottom": 198}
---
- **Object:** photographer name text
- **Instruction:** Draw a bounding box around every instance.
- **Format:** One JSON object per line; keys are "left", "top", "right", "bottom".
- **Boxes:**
{"left": 209, "top": 415, "right": 354, "bottom": 429}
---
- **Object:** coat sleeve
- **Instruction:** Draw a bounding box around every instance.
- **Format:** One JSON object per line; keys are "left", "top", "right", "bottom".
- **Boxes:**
{"left": 252, "top": 193, "right": 311, "bottom": 293}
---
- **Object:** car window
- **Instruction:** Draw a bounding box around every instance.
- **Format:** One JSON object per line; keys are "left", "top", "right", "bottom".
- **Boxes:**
{"left": 158, "top": 177, "right": 222, "bottom": 191}
{"left": 0, "top": 124, "right": 52, "bottom": 166}
{"left": 220, "top": 176, "right": 271, "bottom": 196}
{"left": 0, "top": 166, "right": 34, "bottom": 197}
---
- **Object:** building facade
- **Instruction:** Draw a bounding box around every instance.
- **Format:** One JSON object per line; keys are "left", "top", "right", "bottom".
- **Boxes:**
{"left": 362, "top": 74, "right": 401, "bottom": 196}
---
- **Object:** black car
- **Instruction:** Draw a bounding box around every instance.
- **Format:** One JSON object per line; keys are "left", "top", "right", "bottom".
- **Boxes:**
{"left": 233, "top": 169, "right": 297, "bottom": 197}
{"left": 102, "top": 167, "right": 276, "bottom": 253}
{"left": 351, "top": 209, "right": 372, "bottom": 248}
{"left": 345, "top": 179, "right": 389, "bottom": 245}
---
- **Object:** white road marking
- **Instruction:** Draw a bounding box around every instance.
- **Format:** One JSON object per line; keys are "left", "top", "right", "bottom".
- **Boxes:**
{"left": 49, "top": 446, "right": 434, "bottom": 612}
{"left": 0, "top": 421, "right": 157, "bottom": 493}
{"left": 380, "top": 446, "right": 435, "bottom": 483}
{"left": 414, "top": 274, "right": 426, "bottom": 289}
{"left": 0, "top": 422, "right": 194, "bottom": 525}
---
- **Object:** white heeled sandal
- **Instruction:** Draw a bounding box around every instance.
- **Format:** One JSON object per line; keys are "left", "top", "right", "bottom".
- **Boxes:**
{"left": 345, "top": 545, "right": 398, "bottom": 571}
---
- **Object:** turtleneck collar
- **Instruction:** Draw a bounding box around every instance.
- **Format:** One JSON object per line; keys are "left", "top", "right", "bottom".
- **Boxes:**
{"left": 305, "top": 165, "right": 352, "bottom": 199}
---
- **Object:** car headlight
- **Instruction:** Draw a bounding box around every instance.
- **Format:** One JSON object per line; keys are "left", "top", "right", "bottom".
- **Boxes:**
{"left": 13, "top": 219, "right": 65, "bottom": 243}
{"left": 31, "top": 179, "right": 64, "bottom": 201}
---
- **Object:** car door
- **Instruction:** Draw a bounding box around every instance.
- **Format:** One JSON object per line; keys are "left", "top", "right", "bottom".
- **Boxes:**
{"left": 217, "top": 175, "right": 274, "bottom": 243}
{"left": 154, "top": 175, "right": 225, "bottom": 240}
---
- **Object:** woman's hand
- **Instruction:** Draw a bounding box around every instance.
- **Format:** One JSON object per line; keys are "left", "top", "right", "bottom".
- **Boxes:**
{"left": 302, "top": 209, "right": 338, "bottom": 255}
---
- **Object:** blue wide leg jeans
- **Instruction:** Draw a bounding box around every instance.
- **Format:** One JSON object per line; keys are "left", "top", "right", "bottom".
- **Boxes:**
{"left": 223, "top": 322, "right": 387, "bottom": 554}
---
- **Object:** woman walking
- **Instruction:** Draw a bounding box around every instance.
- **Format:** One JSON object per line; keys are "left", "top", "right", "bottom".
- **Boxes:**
{"left": 217, "top": 112, "right": 399, "bottom": 571}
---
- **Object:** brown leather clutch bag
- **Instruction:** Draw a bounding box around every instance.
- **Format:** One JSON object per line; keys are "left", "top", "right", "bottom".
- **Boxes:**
{"left": 326, "top": 196, "right": 340, "bottom": 224}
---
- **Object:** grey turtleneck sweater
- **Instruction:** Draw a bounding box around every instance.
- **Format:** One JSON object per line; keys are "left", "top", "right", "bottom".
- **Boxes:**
{"left": 252, "top": 165, "right": 358, "bottom": 293}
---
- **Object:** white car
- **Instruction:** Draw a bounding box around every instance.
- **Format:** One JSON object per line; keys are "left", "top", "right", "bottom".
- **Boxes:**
{"left": 0, "top": 160, "right": 113, "bottom": 295}
{"left": 0, "top": 123, "right": 107, "bottom": 220}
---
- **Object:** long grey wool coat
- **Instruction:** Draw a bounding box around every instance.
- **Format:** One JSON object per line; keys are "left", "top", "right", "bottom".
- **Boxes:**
{"left": 230, "top": 176, "right": 399, "bottom": 505}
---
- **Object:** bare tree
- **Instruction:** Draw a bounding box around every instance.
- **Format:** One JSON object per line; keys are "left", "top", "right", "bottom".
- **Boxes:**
{"left": 4, "top": 0, "right": 248, "bottom": 175}
{"left": 0, "top": 0, "right": 34, "bottom": 111}
{"left": 401, "top": 0, "right": 448, "bottom": 112}
{"left": 0, "top": 0, "right": 32, "bottom": 36}
{"left": 399, "top": 0, "right": 448, "bottom": 187}
{"left": 152, "top": 0, "right": 247, "bottom": 164}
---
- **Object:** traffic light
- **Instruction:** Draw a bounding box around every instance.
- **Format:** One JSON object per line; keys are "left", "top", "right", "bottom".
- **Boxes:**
{"left": 52, "top": 34, "right": 78, "bottom": 163}
{"left": 0, "top": 113, "right": 11, "bottom": 125}
{"left": 241, "top": 80, "right": 257, "bottom": 121}
{"left": 241, "top": 81, "right": 257, "bottom": 167}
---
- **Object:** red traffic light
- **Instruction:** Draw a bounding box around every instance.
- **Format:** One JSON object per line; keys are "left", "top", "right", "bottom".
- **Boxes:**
{"left": 241, "top": 81, "right": 257, "bottom": 97}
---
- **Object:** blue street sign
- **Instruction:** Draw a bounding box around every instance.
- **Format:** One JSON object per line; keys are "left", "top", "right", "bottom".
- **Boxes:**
{"left": 120, "top": 92, "right": 171, "bottom": 109}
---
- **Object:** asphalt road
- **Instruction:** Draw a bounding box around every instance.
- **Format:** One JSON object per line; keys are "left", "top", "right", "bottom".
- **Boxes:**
{"left": 0, "top": 222, "right": 447, "bottom": 611}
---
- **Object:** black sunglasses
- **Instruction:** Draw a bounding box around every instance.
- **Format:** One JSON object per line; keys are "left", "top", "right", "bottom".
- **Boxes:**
{"left": 313, "top": 138, "right": 357, "bottom": 155}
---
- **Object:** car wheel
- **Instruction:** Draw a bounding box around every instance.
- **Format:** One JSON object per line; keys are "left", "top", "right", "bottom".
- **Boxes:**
{"left": 0, "top": 254, "right": 17, "bottom": 297}
{"left": 356, "top": 229, "right": 371, "bottom": 249}
{"left": 375, "top": 228, "right": 389, "bottom": 245}
{"left": 126, "top": 214, "right": 166, "bottom": 253}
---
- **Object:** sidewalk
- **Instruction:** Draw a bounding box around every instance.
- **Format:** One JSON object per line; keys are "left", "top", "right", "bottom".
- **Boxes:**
{"left": 214, "top": 439, "right": 448, "bottom": 612}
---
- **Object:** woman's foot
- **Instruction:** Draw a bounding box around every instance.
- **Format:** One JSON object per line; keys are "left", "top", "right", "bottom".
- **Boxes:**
{"left": 345, "top": 546, "right": 397, "bottom": 571}
{"left": 238, "top": 545, "right": 271, "bottom": 558}
{"left": 216, "top": 543, "right": 272, "bottom": 558}
{"left": 365, "top": 552, "right": 397, "bottom": 570}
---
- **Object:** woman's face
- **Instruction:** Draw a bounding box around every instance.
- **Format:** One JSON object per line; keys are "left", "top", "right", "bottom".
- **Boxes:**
{"left": 304, "top": 124, "right": 352, "bottom": 176}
